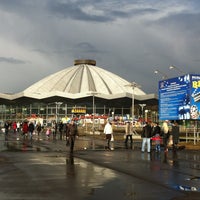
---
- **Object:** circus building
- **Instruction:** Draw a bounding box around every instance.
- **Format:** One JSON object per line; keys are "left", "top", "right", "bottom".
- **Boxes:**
{"left": 0, "top": 59, "right": 158, "bottom": 124}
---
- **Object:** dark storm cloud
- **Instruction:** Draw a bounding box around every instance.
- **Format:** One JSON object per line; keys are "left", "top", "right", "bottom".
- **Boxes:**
{"left": 151, "top": 11, "right": 200, "bottom": 68}
{"left": 0, "top": 0, "right": 200, "bottom": 94}
{"left": 76, "top": 42, "right": 100, "bottom": 53}
{"left": 110, "top": 8, "right": 158, "bottom": 19}
{"left": 0, "top": 57, "right": 26, "bottom": 64}
{"left": 47, "top": 1, "right": 112, "bottom": 22}
{"left": 70, "top": 42, "right": 106, "bottom": 62}
{"left": 0, "top": 0, "right": 23, "bottom": 10}
{"left": 47, "top": 0, "right": 158, "bottom": 22}
{"left": 0, "top": 0, "right": 39, "bottom": 14}
{"left": 156, "top": 12, "right": 200, "bottom": 32}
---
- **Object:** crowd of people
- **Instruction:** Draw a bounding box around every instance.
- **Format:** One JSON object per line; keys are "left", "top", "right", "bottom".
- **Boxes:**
{"left": 3, "top": 120, "right": 43, "bottom": 140}
{"left": 103, "top": 119, "right": 180, "bottom": 152}
{"left": 141, "top": 120, "right": 180, "bottom": 153}
{"left": 2, "top": 119, "right": 180, "bottom": 153}
{"left": 3, "top": 119, "right": 79, "bottom": 153}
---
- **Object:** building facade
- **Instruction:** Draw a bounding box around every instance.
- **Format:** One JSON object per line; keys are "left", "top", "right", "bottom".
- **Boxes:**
{"left": 0, "top": 59, "right": 158, "bottom": 124}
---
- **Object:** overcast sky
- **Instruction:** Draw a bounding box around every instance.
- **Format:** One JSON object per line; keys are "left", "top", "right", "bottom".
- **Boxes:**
{"left": 0, "top": 0, "right": 200, "bottom": 94}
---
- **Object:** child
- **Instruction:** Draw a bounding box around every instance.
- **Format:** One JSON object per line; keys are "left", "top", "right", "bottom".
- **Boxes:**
{"left": 152, "top": 122, "right": 161, "bottom": 152}
{"left": 152, "top": 134, "right": 162, "bottom": 152}
{"left": 46, "top": 128, "right": 51, "bottom": 138}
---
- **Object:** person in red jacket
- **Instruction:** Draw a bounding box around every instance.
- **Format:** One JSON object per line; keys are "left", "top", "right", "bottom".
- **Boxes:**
{"left": 22, "top": 121, "right": 29, "bottom": 139}
{"left": 12, "top": 121, "right": 17, "bottom": 134}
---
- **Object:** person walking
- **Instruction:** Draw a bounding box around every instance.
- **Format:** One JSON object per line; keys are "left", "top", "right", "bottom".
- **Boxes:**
{"left": 171, "top": 121, "right": 180, "bottom": 150}
{"left": 65, "top": 122, "right": 70, "bottom": 145}
{"left": 124, "top": 121, "right": 133, "bottom": 148}
{"left": 17, "top": 121, "right": 21, "bottom": 133}
{"left": 22, "top": 121, "right": 29, "bottom": 139}
{"left": 58, "top": 121, "right": 64, "bottom": 140}
{"left": 28, "top": 121, "right": 35, "bottom": 141}
{"left": 152, "top": 122, "right": 161, "bottom": 152}
{"left": 67, "top": 120, "right": 78, "bottom": 153}
{"left": 104, "top": 120, "right": 113, "bottom": 150}
{"left": 4, "top": 121, "right": 10, "bottom": 140}
{"left": 36, "top": 122, "right": 42, "bottom": 137}
{"left": 52, "top": 121, "right": 57, "bottom": 139}
{"left": 12, "top": 121, "right": 17, "bottom": 134}
{"left": 141, "top": 121, "right": 152, "bottom": 153}
{"left": 162, "top": 120, "right": 169, "bottom": 152}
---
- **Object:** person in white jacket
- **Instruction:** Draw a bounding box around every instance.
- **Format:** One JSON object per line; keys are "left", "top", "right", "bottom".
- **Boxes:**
{"left": 104, "top": 121, "right": 113, "bottom": 150}
{"left": 162, "top": 120, "right": 169, "bottom": 152}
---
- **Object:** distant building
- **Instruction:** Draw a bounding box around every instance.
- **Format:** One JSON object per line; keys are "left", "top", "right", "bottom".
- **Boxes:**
{"left": 0, "top": 59, "right": 158, "bottom": 122}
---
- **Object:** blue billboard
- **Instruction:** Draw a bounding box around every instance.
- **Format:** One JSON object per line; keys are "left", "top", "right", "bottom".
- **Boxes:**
{"left": 159, "top": 74, "right": 200, "bottom": 120}
{"left": 190, "top": 74, "right": 200, "bottom": 120}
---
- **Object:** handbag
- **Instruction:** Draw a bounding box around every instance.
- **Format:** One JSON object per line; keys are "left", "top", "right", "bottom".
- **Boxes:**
{"left": 111, "top": 134, "right": 114, "bottom": 141}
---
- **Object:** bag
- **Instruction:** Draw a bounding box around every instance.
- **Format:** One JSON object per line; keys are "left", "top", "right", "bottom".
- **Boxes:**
{"left": 46, "top": 129, "right": 51, "bottom": 136}
{"left": 111, "top": 134, "right": 114, "bottom": 142}
{"left": 168, "top": 135, "right": 173, "bottom": 146}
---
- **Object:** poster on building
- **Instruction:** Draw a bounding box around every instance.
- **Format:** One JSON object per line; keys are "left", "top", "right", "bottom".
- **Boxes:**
{"left": 190, "top": 74, "right": 200, "bottom": 120}
{"left": 159, "top": 74, "right": 191, "bottom": 120}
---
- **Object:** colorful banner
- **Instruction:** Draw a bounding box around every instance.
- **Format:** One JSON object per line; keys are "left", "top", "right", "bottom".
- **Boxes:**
{"left": 190, "top": 74, "right": 200, "bottom": 119}
{"left": 159, "top": 74, "right": 192, "bottom": 120}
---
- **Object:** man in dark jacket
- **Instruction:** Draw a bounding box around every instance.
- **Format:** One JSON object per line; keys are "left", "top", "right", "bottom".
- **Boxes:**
{"left": 171, "top": 121, "right": 180, "bottom": 150}
{"left": 4, "top": 121, "right": 10, "bottom": 140}
{"left": 66, "top": 120, "right": 78, "bottom": 153}
{"left": 58, "top": 121, "right": 64, "bottom": 140}
{"left": 28, "top": 122, "right": 35, "bottom": 141}
{"left": 141, "top": 121, "right": 152, "bottom": 153}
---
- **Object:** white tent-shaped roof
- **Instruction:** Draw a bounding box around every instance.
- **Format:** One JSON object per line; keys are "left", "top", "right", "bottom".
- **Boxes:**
{"left": 22, "top": 59, "right": 146, "bottom": 99}
{"left": 0, "top": 60, "right": 158, "bottom": 103}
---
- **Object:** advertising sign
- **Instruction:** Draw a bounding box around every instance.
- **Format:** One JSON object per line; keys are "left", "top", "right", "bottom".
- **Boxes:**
{"left": 190, "top": 74, "right": 200, "bottom": 120}
{"left": 159, "top": 74, "right": 193, "bottom": 120}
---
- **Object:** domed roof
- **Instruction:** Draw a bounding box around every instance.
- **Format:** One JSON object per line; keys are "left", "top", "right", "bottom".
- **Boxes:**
{"left": 23, "top": 59, "right": 146, "bottom": 99}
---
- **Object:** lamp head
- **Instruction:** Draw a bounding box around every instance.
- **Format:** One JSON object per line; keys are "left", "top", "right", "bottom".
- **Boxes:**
{"left": 154, "top": 70, "right": 158, "bottom": 74}
{"left": 169, "top": 65, "right": 175, "bottom": 70}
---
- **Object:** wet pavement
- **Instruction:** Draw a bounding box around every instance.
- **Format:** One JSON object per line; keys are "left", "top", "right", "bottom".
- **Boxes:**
{"left": 0, "top": 132, "right": 200, "bottom": 200}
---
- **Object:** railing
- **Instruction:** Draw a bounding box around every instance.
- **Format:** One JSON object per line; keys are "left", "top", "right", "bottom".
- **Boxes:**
{"left": 184, "top": 128, "right": 200, "bottom": 145}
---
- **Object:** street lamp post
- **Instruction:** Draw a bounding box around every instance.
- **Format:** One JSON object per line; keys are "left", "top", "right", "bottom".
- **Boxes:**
{"left": 92, "top": 94, "right": 95, "bottom": 132}
{"left": 125, "top": 82, "right": 140, "bottom": 122}
{"left": 139, "top": 104, "right": 146, "bottom": 122}
{"left": 154, "top": 69, "right": 168, "bottom": 79}
{"left": 169, "top": 65, "right": 185, "bottom": 74}
{"left": 87, "top": 91, "right": 99, "bottom": 150}
{"left": 55, "top": 102, "right": 63, "bottom": 123}
{"left": 145, "top": 109, "right": 149, "bottom": 122}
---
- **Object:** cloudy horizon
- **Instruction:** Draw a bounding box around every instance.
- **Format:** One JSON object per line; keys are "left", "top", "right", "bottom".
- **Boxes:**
{"left": 0, "top": 0, "right": 200, "bottom": 94}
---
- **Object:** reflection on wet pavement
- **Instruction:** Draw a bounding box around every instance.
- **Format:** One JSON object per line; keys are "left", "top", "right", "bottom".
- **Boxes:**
{"left": 0, "top": 132, "right": 200, "bottom": 199}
